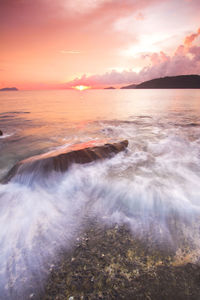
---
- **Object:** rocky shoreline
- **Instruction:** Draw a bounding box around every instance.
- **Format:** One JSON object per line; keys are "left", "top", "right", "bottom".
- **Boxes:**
{"left": 40, "top": 222, "right": 200, "bottom": 300}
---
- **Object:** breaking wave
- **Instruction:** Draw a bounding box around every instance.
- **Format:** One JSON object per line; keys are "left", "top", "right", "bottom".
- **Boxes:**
{"left": 1, "top": 122, "right": 200, "bottom": 298}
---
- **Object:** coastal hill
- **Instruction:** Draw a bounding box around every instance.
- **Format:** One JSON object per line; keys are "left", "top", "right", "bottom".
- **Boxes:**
{"left": 122, "top": 75, "right": 200, "bottom": 89}
{"left": 104, "top": 86, "right": 116, "bottom": 89}
{"left": 0, "top": 87, "right": 18, "bottom": 91}
{"left": 120, "top": 84, "right": 137, "bottom": 89}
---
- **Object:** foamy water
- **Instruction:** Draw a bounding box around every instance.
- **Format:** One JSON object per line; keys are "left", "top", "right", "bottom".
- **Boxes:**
{"left": 0, "top": 89, "right": 200, "bottom": 299}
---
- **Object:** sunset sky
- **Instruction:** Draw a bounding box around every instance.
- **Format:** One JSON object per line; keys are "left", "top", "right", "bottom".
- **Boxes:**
{"left": 0, "top": 0, "right": 200, "bottom": 89}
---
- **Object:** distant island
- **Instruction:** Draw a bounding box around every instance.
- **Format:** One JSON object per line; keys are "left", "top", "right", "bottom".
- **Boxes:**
{"left": 122, "top": 75, "right": 200, "bottom": 89}
{"left": 104, "top": 86, "right": 116, "bottom": 89}
{"left": 0, "top": 87, "right": 18, "bottom": 91}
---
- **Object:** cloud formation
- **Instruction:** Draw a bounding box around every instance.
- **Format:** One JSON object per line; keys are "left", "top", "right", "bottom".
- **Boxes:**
{"left": 66, "top": 27, "right": 200, "bottom": 87}
{"left": 1, "top": 0, "right": 200, "bottom": 89}
{"left": 184, "top": 28, "right": 200, "bottom": 47}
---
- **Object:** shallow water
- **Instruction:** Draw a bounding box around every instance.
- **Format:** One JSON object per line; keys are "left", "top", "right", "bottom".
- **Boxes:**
{"left": 0, "top": 89, "right": 200, "bottom": 299}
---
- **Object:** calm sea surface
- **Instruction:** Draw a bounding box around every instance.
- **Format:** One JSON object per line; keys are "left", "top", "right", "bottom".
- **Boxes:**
{"left": 0, "top": 89, "right": 200, "bottom": 298}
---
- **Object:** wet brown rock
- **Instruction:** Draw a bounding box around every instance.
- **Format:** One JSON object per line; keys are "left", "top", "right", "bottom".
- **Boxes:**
{"left": 0, "top": 130, "right": 3, "bottom": 136}
{"left": 2, "top": 140, "right": 128, "bottom": 183}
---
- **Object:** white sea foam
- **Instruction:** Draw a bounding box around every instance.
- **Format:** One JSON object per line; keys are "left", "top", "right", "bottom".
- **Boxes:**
{"left": 0, "top": 133, "right": 14, "bottom": 139}
{"left": 1, "top": 90, "right": 200, "bottom": 299}
{"left": 0, "top": 127, "right": 200, "bottom": 298}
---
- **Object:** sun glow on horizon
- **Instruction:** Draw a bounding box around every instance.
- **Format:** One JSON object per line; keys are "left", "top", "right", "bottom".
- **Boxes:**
{"left": 73, "top": 85, "right": 91, "bottom": 91}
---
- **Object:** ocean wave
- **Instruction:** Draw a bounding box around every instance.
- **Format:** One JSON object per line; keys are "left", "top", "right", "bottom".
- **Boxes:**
{"left": 1, "top": 130, "right": 200, "bottom": 298}
{"left": 1, "top": 108, "right": 200, "bottom": 298}
{"left": 0, "top": 133, "right": 14, "bottom": 139}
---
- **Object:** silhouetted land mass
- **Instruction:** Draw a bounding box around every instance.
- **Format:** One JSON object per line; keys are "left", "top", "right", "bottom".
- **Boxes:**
{"left": 122, "top": 75, "right": 200, "bottom": 89}
{"left": 104, "top": 86, "right": 116, "bottom": 89}
{"left": 0, "top": 87, "right": 18, "bottom": 91}
{"left": 120, "top": 84, "right": 137, "bottom": 89}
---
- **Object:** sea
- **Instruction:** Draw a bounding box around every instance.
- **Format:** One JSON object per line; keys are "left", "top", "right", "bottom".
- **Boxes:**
{"left": 0, "top": 89, "right": 200, "bottom": 299}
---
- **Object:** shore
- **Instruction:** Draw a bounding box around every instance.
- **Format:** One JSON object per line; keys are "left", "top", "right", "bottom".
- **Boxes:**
{"left": 41, "top": 221, "right": 200, "bottom": 300}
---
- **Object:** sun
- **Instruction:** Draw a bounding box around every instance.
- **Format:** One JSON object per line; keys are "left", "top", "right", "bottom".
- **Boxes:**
{"left": 73, "top": 85, "right": 91, "bottom": 91}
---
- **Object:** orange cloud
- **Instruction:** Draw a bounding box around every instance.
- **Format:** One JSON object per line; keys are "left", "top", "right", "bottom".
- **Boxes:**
{"left": 135, "top": 12, "right": 145, "bottom": 21}
{"left": 184, "top": 28, "right": 200, "bottom": 47}
{"left": 60, "top": 50, "right": 81, "bottom": 54}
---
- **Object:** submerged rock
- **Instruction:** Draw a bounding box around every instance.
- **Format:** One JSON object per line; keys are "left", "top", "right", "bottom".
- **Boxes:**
{"left": 0, "top": 130, "right": 2, "bottom": 136}
{"left": 2, "top": 140, "right": 128, "bottom": 183}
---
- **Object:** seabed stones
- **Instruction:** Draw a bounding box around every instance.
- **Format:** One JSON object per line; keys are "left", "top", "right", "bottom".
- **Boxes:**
{"left": 42, "top": 222, "right": 200, "bottom": 300}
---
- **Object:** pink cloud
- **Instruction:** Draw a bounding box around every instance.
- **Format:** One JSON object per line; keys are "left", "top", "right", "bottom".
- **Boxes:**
{"left": 66, "top": 27, "right": 200, "bottom": 87}
{"left": 67, "top": 70, "right": 139, "bottom": 87}
{"left": 1, "top": 0, "right": 200, "bottom": 89}
{"left": 0, "top": 0, "right": 162, "bottom": 28}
